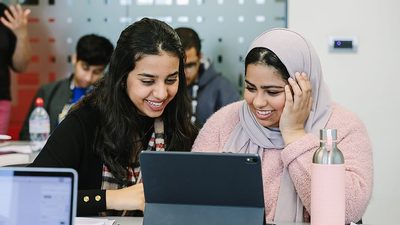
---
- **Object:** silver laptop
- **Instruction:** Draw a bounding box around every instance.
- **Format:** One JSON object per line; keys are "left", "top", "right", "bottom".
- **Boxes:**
{"left": 0, "top": 167, "right": 77, "bottom": 225}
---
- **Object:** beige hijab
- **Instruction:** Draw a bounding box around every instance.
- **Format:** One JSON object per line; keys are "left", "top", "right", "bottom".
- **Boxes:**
{"left": 223, "top": 28, "right": 332, "bottom": 222}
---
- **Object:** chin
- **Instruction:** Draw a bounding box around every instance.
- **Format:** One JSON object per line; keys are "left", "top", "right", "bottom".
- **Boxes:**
{"left": 145, "top": 111, "right": 164, "bottom": 118}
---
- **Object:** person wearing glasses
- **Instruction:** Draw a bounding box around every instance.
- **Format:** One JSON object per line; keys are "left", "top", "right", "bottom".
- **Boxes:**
{"left": 175, "top": 27, "right": 240, "bottom": 127}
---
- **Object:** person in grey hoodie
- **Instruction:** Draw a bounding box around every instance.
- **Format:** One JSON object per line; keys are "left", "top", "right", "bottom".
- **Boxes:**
{"left": 175, "top": 27, "right": 240, "bottom": 127}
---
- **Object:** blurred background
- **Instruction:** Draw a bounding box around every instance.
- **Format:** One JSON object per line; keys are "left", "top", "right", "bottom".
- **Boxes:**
{"left": 3, "top": 0, "right": 399, "bottom": 224}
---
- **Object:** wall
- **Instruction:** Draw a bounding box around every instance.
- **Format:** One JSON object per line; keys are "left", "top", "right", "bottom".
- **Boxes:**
{"left": 288, "top": 0, "right": 400, "bottom": 223}
{"left": 5, "top": 0, "right": 286, "bottom": 139}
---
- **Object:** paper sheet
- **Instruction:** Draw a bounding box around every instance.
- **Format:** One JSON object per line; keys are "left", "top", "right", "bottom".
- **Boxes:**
{"left": 0, "top": 141, "right": 32, "bottom": 154}
{"left": 75, "top": 217, "right": 115, "bottom": 225}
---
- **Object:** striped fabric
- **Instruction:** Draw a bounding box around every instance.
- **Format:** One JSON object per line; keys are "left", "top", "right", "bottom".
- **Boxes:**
{"left": 100, "top": 117, "right": 164, "bottom": 216}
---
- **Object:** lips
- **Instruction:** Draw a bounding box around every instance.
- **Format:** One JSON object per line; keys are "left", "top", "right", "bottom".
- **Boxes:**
{"left": 255, "top": 109, "right": 273, "bottom": 119}
{"left": 145, "top": 99, "right": 165, "bottom": 111}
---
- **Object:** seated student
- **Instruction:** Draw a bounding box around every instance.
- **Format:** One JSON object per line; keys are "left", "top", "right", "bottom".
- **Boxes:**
{"left": 29, "top": 18, "right": 198, "bottom": 216}
{"left": 175, "top": 27, "right": 240, "bottom": 127}
{"left": 19, "top": 34, "right": 114, "bottom": 140}
{"left": 192, "top": 29, "right": 373, "bottom": 224}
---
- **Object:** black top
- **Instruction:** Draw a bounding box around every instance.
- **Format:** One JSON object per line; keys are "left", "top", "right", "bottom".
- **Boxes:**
{"left": 0, "top": 3, "right": 17, "bottom": 100}
{"left": 30, "top": 104, "right": 106, "bottom": 216}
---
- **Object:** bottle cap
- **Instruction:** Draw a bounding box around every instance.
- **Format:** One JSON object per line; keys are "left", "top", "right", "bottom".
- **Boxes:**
{"left": 35, "top": 97, "right": 44, "bottom": 107}
{"left": 320, "top": 129, "right": 337, "bottom": 141}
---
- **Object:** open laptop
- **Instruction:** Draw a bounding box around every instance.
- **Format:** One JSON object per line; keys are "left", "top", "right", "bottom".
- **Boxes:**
{"left": 140, "top": 151, "right": 265, "bottom": 225}
{"left": 0, "top": 167, "right": 77, "bottom": 225}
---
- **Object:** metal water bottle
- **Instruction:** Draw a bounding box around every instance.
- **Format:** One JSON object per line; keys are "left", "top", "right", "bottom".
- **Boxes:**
{"left": 311, "top": 129, "right": 345, "bottom": 225}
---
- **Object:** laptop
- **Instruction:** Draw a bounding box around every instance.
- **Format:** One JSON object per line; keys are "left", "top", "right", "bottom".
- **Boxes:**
{"left": 140, "top": 151, "right": 265, "bottom": 225}
{"left": 0, "top": 167, "right": 78, "bottom": 225}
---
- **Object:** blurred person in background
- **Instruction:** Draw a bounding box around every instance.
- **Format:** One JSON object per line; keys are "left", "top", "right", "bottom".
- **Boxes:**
{"left": 0, "top": 3, "right": 31, "bottom": 134}
{"left": 19, "top": 34, "right": 114, "bottom": 140}
{"left": 175, "top": 27, "right": 240, "bottom": 127}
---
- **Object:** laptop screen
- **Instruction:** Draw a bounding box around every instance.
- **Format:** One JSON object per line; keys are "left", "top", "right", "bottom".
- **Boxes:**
{"left": 0, "top": 167, "right": 77, "bottom": 225}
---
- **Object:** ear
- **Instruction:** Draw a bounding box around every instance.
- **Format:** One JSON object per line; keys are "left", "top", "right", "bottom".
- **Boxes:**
{"left": 71, "top": 53, "right": 77, "bottom": 65}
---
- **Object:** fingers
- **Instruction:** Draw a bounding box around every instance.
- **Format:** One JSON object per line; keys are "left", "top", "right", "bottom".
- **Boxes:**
{"left": 284, "top": 84, "right": 293, "bottom": 104}
{"left": 0, "top": 4, "right": 29, "bottom": 27}
{"left": 286, "top": 72, "right": 312, "bottom": 110}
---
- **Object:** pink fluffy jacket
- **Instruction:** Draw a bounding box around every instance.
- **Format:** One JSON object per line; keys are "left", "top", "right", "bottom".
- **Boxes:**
{"left": 192, "top": 101, "right": 373, "bottom": 223}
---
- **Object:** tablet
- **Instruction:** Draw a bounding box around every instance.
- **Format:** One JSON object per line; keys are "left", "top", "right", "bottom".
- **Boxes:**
{"left": 140, "top": 151, "right": 264, "bottom": 225}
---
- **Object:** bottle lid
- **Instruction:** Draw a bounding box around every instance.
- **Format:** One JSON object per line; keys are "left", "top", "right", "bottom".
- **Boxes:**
{"left": 35, "top": 97, "right": 44, "bottom": 107}
{"left": 320, "top": 129, "right": 337, "bottom": 141}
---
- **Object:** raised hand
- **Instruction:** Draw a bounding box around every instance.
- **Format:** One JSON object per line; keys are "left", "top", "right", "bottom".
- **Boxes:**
{"left": 279, "top": 72, "right": 313, "bottom": 145}
{"left": 0, "top": 4, "right": 31, "bottom": 38}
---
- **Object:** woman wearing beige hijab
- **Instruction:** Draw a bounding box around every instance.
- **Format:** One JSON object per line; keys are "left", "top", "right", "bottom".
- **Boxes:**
{"left": 192, "top": 28, "right": 373, "bottom": 224}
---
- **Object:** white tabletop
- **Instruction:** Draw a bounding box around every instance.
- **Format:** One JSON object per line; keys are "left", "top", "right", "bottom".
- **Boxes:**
{"left": 106, "top": 217, "right": 317, "bottom": 225}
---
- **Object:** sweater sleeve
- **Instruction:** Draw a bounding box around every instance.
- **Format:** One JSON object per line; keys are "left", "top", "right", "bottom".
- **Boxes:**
{"left": 29, "top": 109, "right": 107, "bottom": 216}
{"left": 281, "top": 105, "right": 373, "bottom": 223}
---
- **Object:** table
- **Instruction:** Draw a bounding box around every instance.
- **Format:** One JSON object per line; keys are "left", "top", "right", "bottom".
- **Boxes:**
{"left": 107, "top": 217, "right": 369, "bottom": 225}
{"left": 107, "top": 217, "right": 318, "bottom": 225}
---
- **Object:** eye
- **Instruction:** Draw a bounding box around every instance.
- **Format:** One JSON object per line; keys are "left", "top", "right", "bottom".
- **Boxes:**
{"left": 267, "top": 90, "right": 283, "bottom": 96}
{"left": 141, "top": 80, "right": 154, "bottom": 85}
{"left": 245, "top": 85, "right": 256, "bottom": 92}
{"left": 166, "top": 78, "right": 178, "bottom": 85}
{"left": 93, "top": 70, "right": 103, "bottom": 75}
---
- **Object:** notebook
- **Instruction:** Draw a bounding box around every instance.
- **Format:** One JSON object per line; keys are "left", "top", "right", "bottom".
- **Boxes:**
{"left": 140, "top": 151, "right": 265, "bottom": 225}
{"left": 0, "top": 167, "right": 78, "bottom": 225}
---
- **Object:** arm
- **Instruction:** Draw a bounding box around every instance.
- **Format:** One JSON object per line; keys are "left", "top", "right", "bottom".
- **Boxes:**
{"left": 281, "top": 109, "right": 373, "bottom": 223}
{"left": 0, "top": 4, "right": 31, "bottom": 72}
{"left": 30, "top": 109, "right": 145, "bottom": 215}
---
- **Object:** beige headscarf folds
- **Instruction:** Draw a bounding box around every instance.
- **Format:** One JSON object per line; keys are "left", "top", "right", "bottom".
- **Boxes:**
{"left": 223, "top": 29, "right": 332, "bottom": 222}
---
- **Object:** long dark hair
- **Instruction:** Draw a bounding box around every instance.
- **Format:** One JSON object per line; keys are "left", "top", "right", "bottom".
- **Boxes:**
{"left": 76, "top": 18, "right": 198, "bottom": 182}
{"left": 245, "top": 47, "right": 290, "bottom": 80}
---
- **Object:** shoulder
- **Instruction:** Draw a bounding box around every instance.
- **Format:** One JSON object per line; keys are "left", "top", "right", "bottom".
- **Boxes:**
{"left": 40, "top": 78, "right": 69, "bottom": 93}
{"left": 69, "top": 104, "right": 98, "bottom": 121}
{"left": 202, "top": 101, "right": 242, "bottom": 129}
{"left": 327, "top": 103, "right": 368, "bottom": 134}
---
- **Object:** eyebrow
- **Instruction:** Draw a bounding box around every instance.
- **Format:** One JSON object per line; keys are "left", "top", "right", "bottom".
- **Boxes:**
{"left": 138, "top": 71, "right": 179, "bottom": 78}
{"left": 245, "top": 80, "right": 285, "bottom": 89}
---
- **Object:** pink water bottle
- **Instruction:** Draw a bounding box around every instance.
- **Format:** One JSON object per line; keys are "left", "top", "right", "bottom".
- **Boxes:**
{"left": 311, "top": 129, "right": 345, "bottom": 225}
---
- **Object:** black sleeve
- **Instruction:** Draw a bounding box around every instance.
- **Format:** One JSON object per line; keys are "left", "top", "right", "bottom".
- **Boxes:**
{"left": 77, "top": 189, "right": 106, "bottom": 216}
{"left": 29, "top": 109, "right": 107, "bottom": 216}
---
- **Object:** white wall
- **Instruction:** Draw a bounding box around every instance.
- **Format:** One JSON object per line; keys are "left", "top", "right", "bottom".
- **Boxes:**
{"left": 288, "top": 0, "right": 400, "bottom": 223}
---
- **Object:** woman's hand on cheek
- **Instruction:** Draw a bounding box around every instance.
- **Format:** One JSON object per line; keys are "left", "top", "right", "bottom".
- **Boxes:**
{"left": 106, "top": 182, "right": 145, "bottom": 211}
{"left": 279, "top": 72, "right": 313, "bottom": 145}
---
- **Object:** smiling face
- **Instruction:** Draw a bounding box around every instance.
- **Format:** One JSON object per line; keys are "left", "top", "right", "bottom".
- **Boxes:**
{"left": 244, "top": 63, "right": 287, "bottom": 128}
{"left": 126, "top": 51, "right": 180, "bottom": 118}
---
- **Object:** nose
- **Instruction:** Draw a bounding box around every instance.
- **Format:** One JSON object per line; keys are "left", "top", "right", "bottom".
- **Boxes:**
{"left": 153, "top": 83, "right": 168, "bottom": 100}
{"left": 253, "top": 92, "right": 266, "bottom": 109}
{"left": 81, "top": 71, "right": 94, "bottom": 84}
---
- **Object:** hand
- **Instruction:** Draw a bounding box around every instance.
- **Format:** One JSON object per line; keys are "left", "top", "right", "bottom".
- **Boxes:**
{"left": 106, "top": 183, "right": 145, "bottom": 211}
{"left": 279, "top": 72, "right": 313, "bottom": 145}
{"left": 0, "top": 4, "right": 31, "bottom": 38}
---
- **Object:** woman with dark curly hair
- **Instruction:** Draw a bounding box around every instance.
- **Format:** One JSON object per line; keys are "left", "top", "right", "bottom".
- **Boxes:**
{"left": 30, "top": 18, "right": 198, "bottom": 216}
